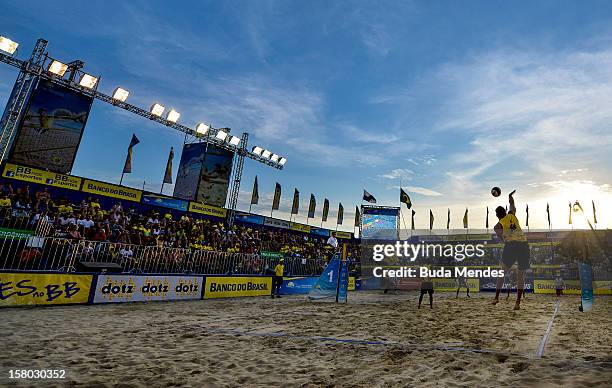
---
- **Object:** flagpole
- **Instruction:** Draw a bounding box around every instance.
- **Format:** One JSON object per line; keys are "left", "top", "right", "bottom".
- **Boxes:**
{"left": 120, "top": 173, "right": 125, "bottom": 186}
{"left": 160, "top": 182, "right": 165, "bottom": 195}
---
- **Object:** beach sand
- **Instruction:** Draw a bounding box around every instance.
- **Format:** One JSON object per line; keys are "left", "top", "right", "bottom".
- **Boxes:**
{"left": 1, "top": 292, "right": 610, "bottom": 387}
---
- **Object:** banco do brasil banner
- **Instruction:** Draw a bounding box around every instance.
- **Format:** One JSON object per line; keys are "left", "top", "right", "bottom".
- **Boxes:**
{"left": 93, "top": 275, "right": 203, "bottom": 303}
{"left": 204, "top": 276, "right": 271, "bottom": 298}
{"left": 0, "top": 272, "right": 92, "bottom": 307}
{"left": 3, "top": 163, "right": 81, "bottom": 191}
{"left": 82, "top": 179, "right": 142, "bottom": 202}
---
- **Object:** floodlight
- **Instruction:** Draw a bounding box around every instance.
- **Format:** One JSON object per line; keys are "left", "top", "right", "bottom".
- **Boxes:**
{"left": 167, "top": 109, "right": 180, "bottom": 123}
{"left": 0, "top": 36, "right": 18, "bottom": 54}
{"left": 228, "top": 136, "right": 240, "bottom": 146}
{"left": 48, "top": 60, "right": 68, "bottom": 76}
{"left": 112, "top": 87, "right": 129, "bottom": 102}
{"left": 271, "top": 154, "right": 279, "bottom": 162}
{"left": 78, "top": 73, "right": 98, "bottom": 89}
{"left": 150, "top": 103, "right": 165, "bottom": 116}
{"left": 279, "top": 157, "right": 287, "bottom": 166}
{"left": 215, "top": 130, "right": 228, "bottom": 141}
{"left": 195, "top": 123, "right": 210, "bottom": 135}
{"left": 252, "top": 146, "right": 263, "bottom": 155}
{"left": 261, "top": 150, "right": 272, "bottom": 158}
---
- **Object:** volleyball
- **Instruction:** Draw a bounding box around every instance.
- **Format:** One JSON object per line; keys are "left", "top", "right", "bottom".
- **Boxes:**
{"left": 491, "top": 187, "right": 501, "bottom": 197}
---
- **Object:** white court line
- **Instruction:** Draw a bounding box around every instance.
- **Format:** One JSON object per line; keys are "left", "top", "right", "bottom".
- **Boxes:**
{"left": 202, "top": 327, "right": 531, "bottom": 359}
{"left": 536, "top": 299, "right": 561, "bottom": 358}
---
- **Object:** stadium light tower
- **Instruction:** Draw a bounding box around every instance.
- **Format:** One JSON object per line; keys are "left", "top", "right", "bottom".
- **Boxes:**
{"left": 166, "top": 109, "right": 180, "bottom": 123}
{"left": 195, "top": 123, "right": 209, "bottom": 135}
{"left": 228, "top": 135, "right": 241, "bottom": 146}
{"left": 215, "top": 129, "right": 228, "bottom": 141}
{"left": 78, "top": 73, "right": 98, "bottom": 89}
{"left": 0, "top": 36, "right": 18, "bottom": 55}
{"left": 150, "top": 103, "right": 165, "bottom": 117}
{"left": 48, "top": 60, "right": 68, "bottom": 76}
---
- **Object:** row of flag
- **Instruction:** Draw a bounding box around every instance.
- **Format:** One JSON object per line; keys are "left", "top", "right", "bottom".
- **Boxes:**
{"left": 250, "top": 177, "right": 362, "bottom": 226}
{"left": 121, "top": 134, "right": 174, "bottom": 188}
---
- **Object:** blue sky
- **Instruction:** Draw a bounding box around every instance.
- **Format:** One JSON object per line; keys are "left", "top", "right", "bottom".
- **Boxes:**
{"left": 1, "top": 0, "right": 612, "bottom": 230}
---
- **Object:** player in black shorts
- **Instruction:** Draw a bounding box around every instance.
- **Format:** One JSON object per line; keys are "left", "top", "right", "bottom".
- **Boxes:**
{"left": 418, "top": 277, "right": 434, "bottom": 309}
{"left": 493, "top": 190, "right": 530, "bottom": 310}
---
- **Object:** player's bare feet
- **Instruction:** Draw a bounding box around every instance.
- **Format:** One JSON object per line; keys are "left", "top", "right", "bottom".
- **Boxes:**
{"left": 514, "top": 302, "right": 520, "bottom": 310}
{"left": 492, "top": 298, "right": 499, "bottom": 305}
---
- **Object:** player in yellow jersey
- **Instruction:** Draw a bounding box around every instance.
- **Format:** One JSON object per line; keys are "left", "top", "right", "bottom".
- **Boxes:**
{"left": 492, "top": 190, "right": 530, "bottom": 310}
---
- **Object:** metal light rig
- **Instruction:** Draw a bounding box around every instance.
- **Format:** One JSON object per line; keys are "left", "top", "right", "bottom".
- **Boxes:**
{"left": 0, "top": 37, "right": 284, "bottom": 227}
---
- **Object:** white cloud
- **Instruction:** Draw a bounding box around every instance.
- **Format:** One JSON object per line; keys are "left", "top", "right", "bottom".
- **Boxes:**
{"left": 405, "top": 186, "right": 443, "bottom": 197}
{"left": 380, "top": 168, "right": 414, "bottom": 180}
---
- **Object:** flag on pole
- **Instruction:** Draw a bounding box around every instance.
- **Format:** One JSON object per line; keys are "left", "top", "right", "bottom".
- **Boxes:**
{"left": 272, "top": 183, "right": 281, "bottom": 210}
{"left": 322, "top": 198, "right": 329, "bottom": 222}
{"left": 429, "top": 209, "right": 434, "bottom": 230}
{"left": 363, "top": 190, "right": 377, "bottom": 203}
{"left": 592, "top": 200, "right": 597, "bottom": 224}
{"left": 463, "top": 208, "right": 468, "bottom": 229}
{"left": 308, "top": 194, "right": 316, "bottom": 218}
{"left": 123, "top": 134, "right": 140, "bottom": 174}
{"left": 163, "top": 146, "right": 174, "bottom": 184}
{"left": 411, "top": 210, "right": 416, "bottom": 230}
{"left": 400, "top": 188, "right": 412, "bottom": 209}
{"left": 291, "top": 189, "right": 300, "bottom": 215}
{"left": 337, "top": 203, "right": 344, "bottom": 225}
{"left": 546, "top": 203, "right": 551, "bottom": 228}
{"left": 525, "top": 204, "right": 529, "bottom": 228}
{"left": 355, "top": 206, "right": 361, "bottom": 227}
{"left": 447, "top": 208, "right": 450, "bottom": 229}
{"left": 250, "top": 176, "right": 259, "bottom": 205}
{"left": 486, "top": 206, "right": 489, "bottom": 229}
{"left": 568, "top": 202, "right": 572, "bottom": 225}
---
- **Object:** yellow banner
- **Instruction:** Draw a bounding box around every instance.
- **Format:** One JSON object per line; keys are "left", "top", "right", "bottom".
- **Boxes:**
{"left": 348, "top": 276, "right": 355, "bottom": 291}
{"left": 204, "top": 276, "right": 271, "bottom": 298}
{"left": 188, "top": 202, "right": 227, "bottom": 218}
{"left": 81, "top": 179, "right": 142, "bottom": 202}
{"left": 333, "top": 231, "right": 352, "bottom": 239}
{"left": 291, "top": 223, "right": 311, "bottom": 233}
{"left": 534, "top": 279, "right": 611, "bottom": 295}
{"left": 432, "top": 278, "right": 480, "bottom": 292}
{"left": 3, "top": 163, "right": 81, "bottom": 191}
{"left": 0, "top": 273, "right": 92, "bottom": 306}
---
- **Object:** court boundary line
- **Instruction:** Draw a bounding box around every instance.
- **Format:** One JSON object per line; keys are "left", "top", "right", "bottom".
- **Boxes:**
{"left": 536, "top": 299, "right": 561, "bottom": 358}
{"left": 202, "top": 327, "right": 531, "bottom": 359}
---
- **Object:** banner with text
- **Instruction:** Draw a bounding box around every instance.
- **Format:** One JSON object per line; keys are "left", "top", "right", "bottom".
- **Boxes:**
{"left": 204, "top": 276, "right": 271, "bottom": 299}
{"left": 3, "top": 163, "right": 82, "bottom": 191}
{"left": 188, "top": 202, "right": 227, "bottom": 218}
{"left": 0, "top": 272, "right": 92, "bottom": 307}
{"left": 82, "top": 179, "right": 142, "bottom": 202}
{"left": 93, "top": 275, "right": 203, "bottom": 303}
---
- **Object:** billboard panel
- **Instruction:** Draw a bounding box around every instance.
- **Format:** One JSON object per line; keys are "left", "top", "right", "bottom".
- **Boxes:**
{"left": 0, "top": 272, "right": 92, "bottom": 307}
{"left": 196, "top": 144, "right": 233, "bottom": 207}
{"left": 9, "top": 79, "right": 93, "bottom": 173}
{"left": 173, "top": 142, "right": 205, "bottom": 201}
{"left": 173, "top": 142, "right": 233, "bottom": 207}
{"left": 93, "top": 275, "right": 203, "bottom": 303}
{"left": 361, "top": 206, "right": 399, "bottom": 239}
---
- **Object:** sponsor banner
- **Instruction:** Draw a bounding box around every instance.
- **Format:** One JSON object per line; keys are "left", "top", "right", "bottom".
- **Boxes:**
{"left": 82, "top": 179, "right": 142, "bottom": 202}
{"left": 0, "top": 228, "right": 34, "bottom": 239}
{"left": 281, "top": 277, "right": 319, "bottom": 294}
{"left": 141, "top": 194, "right": 188, "bottom": 212}
{"left": 533, "top": 279, "right": 611, "bottom": 295}
{"left": 480, "top": 277, "right": 533, "bottom": 292}
{"left": 93, "top": 275, "right": 203, "bottom": 303}
{"left": 204, "top": 276, "right": 271, "bottom": 298}
{"left": 3, "top": 163, "right": 82, "bottom": 190}
{"left": 348, "top": 276, "right": 356, "bottom": 291}
{"left": 291, "top": 223, "right": 311, "bottom": 233}
{"left": 264, "top": 217, "right": 290, "bottom": 230}
{"left": 0, "top": 272, "right": 92, "bottom": 306}
{"left": 261, "top": 251, "right": 283, "bottom": 259}
{"left": 333, "top": 231, "right": 352, "bottom": 239}
{"left": 188, "top": 201, "right": 227, "bottom": 218}
{"left": 432, "top": 278, "right": 480, "bottom": 292}
{"left": 235, "top": 212, "right": 265, "bottom": 225}
{"left": 310, "top": 227, "right": 329, "bottom": 237}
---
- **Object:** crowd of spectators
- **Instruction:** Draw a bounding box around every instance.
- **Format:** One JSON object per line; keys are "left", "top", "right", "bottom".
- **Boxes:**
{"left": 0, "top": 182, "right": 362, "bottom": 267}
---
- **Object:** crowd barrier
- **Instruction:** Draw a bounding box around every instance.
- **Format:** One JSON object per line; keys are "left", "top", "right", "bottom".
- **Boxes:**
{"left": 0, "top": 236, "right": 325, "bottom": 277}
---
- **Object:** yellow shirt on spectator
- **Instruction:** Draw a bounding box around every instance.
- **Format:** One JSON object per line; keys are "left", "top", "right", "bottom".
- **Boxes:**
{"left": 274, "top": 264, "right": 284, "bottom": 277}
{"left": 0, "top": 198, "right": 11, "bottom": 207}
{"left": 58, "top": 204, "right": 73, "bottom": 214}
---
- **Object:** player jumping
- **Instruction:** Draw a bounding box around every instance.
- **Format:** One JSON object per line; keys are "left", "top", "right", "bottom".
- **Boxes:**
{"left": 492, "top": 190, "right": 530, "bottom": 310}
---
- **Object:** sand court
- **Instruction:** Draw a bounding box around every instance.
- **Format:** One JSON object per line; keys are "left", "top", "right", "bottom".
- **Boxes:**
{"left": 1, "top": 292, "right": 610, "bottom": 387}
